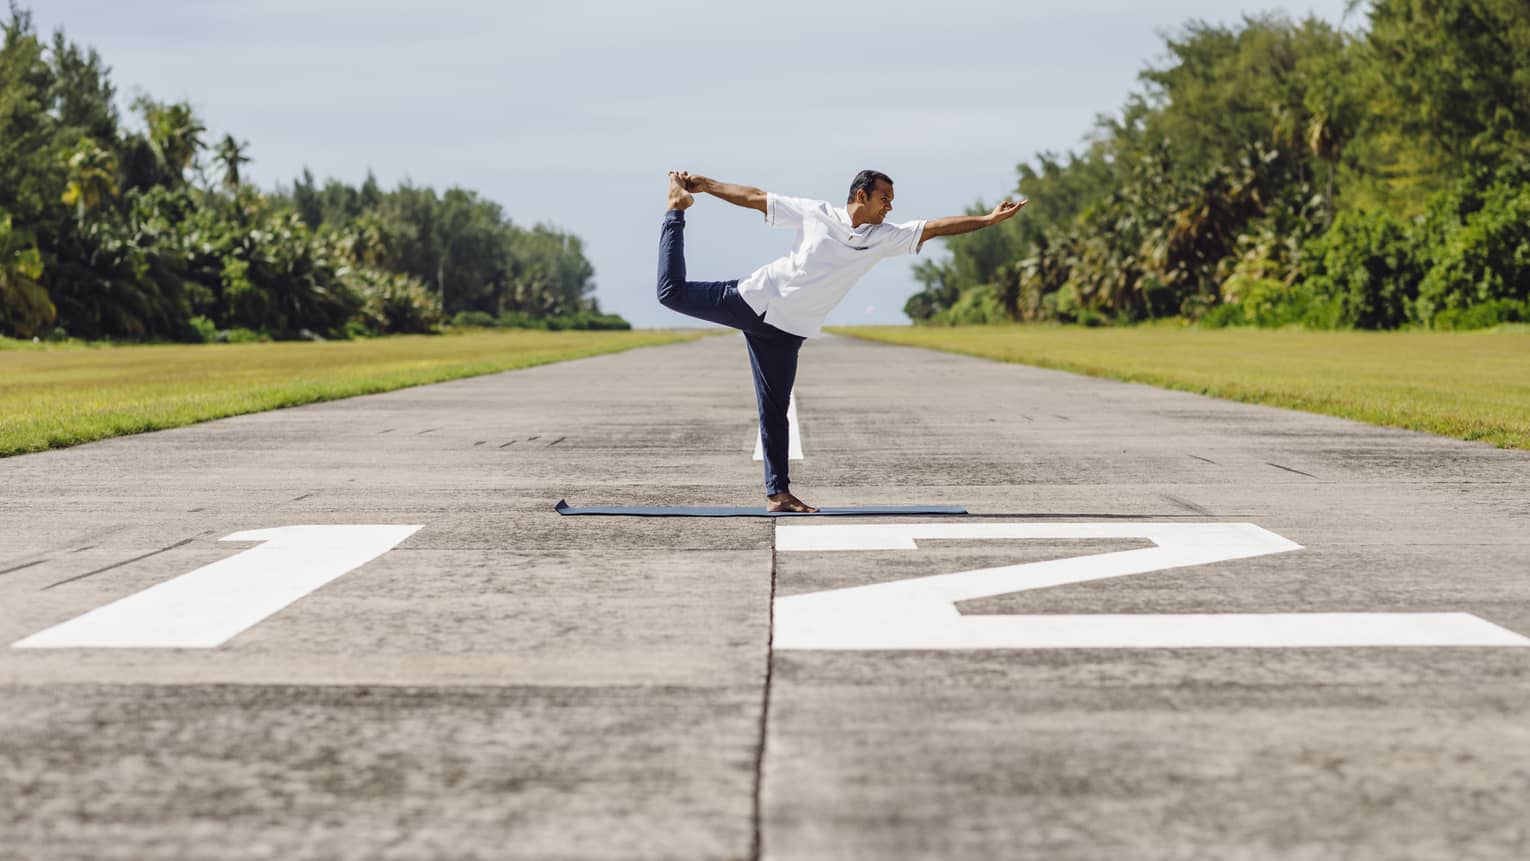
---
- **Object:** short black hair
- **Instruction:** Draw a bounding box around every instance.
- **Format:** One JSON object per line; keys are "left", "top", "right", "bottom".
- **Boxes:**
{"left": 847, "top": 170, "right": 893, "bottom": 204}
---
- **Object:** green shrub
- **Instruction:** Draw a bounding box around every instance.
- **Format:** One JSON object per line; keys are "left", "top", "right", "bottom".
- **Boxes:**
{"left": 1202, "top": 280, "right": 1341, "bottom": 329}
{"left": 1297, "top": 209, "right": 1423, "bottom": 329}
{"left": 495, "top": 310, "right": 546, "bottom": 329}
{"left": 450, "top": 310, "right": 496, "bottom": 328}
{"left": 1432, "top": 298, "right": 1530, "bottom": 330}
{"left": 544, "top": 311, "right": 631, "bottom": 331}
{"left": 185, "top": 315, "right": 217, "bottom": 343}
{"left": 218, "top": 327, "right": 263, "bottom": 344}
{"left": 930, "top": 283, "right": 1009, "bottom": 325}
{"left": 1198, "top": 302, "right": 1247, "bottom": 328}
{"left": 351, "top": 270, "right": 441, "bottom": 334}
{"left": 1417, "top": 180, "right": 1530, "bottom": 325}
{"left": 1050, "top": 284, "right": 1083, "bottom": 324}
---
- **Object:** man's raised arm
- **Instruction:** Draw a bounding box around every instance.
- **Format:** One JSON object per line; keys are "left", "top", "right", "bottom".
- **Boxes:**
{"left": 919, "top": 198, "right": 1027, "bottom": 245}
{"left": 680, "top": 172, "right": 767, "bottom": 214}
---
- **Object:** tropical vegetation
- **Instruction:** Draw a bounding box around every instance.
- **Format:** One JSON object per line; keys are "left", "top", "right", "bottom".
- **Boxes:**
{"left": 0, "top": 4, "right": 622, "bottom": 343}
{"left": 904, "top": 0, "right": 1530, "bottom": 331}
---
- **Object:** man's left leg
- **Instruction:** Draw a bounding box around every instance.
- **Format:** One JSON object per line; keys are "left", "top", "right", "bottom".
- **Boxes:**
{"left": 745, "top": 330, "right": 816, "bottom": 513}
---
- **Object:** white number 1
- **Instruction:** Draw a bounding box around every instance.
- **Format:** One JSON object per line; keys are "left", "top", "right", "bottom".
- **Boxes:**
{"left": 13, "top": 525, "right": 421, "bottom": 649}
{"left": 773, "top": 522, "right": 1530, "bottom": 650}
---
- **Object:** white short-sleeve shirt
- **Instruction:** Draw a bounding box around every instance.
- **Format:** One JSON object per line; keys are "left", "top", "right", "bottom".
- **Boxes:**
{"left": 736, "top": 192, "right": 927, "bottom": 339}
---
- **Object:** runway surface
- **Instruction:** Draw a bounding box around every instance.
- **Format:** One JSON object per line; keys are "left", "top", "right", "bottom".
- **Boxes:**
{"left": 3, "top": 333, "right": 1529, "bottom": 860}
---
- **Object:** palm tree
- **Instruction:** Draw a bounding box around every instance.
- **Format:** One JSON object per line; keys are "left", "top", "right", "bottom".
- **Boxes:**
{"left": 60, "top": 137, "right": 119, "bottom": 217}
{"left": 131, "top": 97, "right": 206, "bottom": 186}
{"left": 214, "top": 133, "right": 251, "bottom": 190}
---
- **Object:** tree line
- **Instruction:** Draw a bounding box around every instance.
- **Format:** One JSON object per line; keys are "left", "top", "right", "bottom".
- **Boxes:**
{"left": 906, "top": 0, "right": 1530, "bottom": 330}
{"left": 0, "top": 5, "right": 625, "bottom": 342}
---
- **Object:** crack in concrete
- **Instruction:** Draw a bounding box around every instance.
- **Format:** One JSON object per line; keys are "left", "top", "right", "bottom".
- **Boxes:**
{"left": 41, "top": 538, "right": 196, "bottom": 591}
{"left": 1160, "top": 493, "right": 1214, "bottom": 516}
{"left": 0, "top": 558, "right": 46, "bottom": 577}
{"left": 1266, "top": 461, "right": 1320, "bottom": 479}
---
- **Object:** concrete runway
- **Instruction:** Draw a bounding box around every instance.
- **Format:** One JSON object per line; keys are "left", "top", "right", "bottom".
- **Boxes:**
{"left": 3, "top": 333, "right": 1529, "bottom": 860}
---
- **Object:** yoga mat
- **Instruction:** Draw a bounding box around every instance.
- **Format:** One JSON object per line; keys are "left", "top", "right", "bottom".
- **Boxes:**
{"left": 553, "top": 499, "right": 968, "bottom": 518}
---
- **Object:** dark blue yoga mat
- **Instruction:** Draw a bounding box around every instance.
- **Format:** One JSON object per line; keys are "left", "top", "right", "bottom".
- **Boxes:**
{"left": 553, "top": 499, "right": 967, "bottom": 518}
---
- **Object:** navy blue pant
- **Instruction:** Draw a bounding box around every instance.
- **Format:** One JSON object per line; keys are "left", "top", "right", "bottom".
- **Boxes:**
{"left": 656, "top": 209, "right": 804, "bottom": 496}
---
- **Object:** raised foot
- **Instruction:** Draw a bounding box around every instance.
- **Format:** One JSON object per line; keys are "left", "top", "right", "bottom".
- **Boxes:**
{"left": 666, "top": 171, "right": 694, "bottom": 211}
{"left": 767, "top": 492, "right": 819, "bottom": 513}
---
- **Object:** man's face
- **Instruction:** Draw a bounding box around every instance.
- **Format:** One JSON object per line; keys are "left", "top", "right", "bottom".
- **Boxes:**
{"left": 858, "top": 179, "right": 894, "bottom": 223}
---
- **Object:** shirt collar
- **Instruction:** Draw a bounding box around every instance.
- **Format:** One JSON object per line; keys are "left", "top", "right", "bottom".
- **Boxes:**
{"left": 839, "top": 206, "right": 874, "bottom": 240}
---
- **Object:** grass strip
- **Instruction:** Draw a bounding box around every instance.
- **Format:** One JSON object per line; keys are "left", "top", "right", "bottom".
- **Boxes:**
{"left": 0, "top": 329, "right": 708, "bottom": 457}
{"left": 829, "top": 324, "right": 1530, "bottom": 450}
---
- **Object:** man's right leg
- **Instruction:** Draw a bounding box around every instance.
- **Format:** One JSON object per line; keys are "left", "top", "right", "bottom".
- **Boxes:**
{"left": 655, "top": 208, "right": 763, "bottom": 330}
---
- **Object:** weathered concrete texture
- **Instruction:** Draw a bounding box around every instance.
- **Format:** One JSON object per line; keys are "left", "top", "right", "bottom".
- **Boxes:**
{"left": 3, "top": 332, "right": 1529, "bottom": 860}
{"left": 0, "top": 339, "right": 773, "bottom": 860}
{"left": 763, "top": 678, "right": 1530, "bottom": 859}
{"left": 1, "top": 683, "right": 758, "bottom": 861}
{"left": 762, "top": 335, "right": 1530, "bottom": 860}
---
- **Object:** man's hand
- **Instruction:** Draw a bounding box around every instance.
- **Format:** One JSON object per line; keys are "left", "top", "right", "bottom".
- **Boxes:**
{"left": 922, "top": 196, "right": 1029, "bottom": 245}
{"left": 986, "top": 198, "right": 1028, "bottom": 224}
{"left": 678, "top": 172, "right": 708, "bottom": 194}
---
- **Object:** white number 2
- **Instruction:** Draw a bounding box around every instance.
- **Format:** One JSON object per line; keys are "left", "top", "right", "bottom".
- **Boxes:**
{"left": 772, "top": 522, "right": 1530, "bottom": 650}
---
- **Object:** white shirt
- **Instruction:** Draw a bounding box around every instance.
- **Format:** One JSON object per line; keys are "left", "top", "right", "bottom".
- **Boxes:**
{"left": 736, "top": 192, "right": 927, "bottom": 339}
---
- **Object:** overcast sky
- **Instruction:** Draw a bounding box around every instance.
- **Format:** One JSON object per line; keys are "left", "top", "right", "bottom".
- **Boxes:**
{"left": 31, "top": 0, "right": 1359, "bottom": 329}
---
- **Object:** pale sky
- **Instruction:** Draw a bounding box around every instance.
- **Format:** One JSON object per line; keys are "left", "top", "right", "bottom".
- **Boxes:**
{"left": 31, "top": 0, "right": 1359, "bottom": 329}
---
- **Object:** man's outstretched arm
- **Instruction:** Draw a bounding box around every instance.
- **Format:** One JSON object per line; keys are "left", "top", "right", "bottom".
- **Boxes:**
{"left": 680, "top": 172, "right": 767, "bottom": 214}
{"left": 920, "top": 198, "right": 1027, "bottom": 245}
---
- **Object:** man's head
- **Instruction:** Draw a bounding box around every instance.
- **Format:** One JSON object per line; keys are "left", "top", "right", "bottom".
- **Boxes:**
{"left": 847, "top": 169, "right": 894, "bottom": 225}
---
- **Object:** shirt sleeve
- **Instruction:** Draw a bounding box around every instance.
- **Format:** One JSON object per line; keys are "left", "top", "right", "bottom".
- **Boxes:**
{"left": 877, "top": 219, "right": 928, "bottom": 257}
{"left": 765, "top": 193, "right": 818, "bottom": 229}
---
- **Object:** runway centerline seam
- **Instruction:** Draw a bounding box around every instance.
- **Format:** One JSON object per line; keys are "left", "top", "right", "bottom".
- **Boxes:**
{"left": 750, "top": 521, "right": 779, "bottom": 861}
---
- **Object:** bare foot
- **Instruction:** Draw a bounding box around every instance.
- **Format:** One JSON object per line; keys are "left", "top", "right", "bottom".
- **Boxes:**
{"left": 767, "top": 492, "right": 819, "bottom": 513}
{"left": 667, "top": 171, "right": 694, "bottom": 211}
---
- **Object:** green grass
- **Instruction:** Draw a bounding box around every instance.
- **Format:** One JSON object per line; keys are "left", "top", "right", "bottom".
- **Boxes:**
{"left": 0, "top": 329, "right": 708, "bottom": 457}
{"left": 829, "top": 324, "right": 1530, "bottom": 450}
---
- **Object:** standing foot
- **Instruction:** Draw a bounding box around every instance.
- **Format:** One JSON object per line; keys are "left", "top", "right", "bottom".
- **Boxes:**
{"left": 767, "top": 492, "right": 819, "bottom": 513}
{"left": 667, "top": 171, "right": 694, "bottom": 211}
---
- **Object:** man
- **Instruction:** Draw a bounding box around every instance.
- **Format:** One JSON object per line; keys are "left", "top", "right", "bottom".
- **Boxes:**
{"left": 657, "top": 169, "right": 1026, "bottom": 512}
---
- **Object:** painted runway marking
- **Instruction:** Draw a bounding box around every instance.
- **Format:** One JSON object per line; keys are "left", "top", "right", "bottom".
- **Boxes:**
{"left": 13, "top": 525, "right": 420, "bottom": 649}
{"left": 774, "top": 522, "right": 1530, "bottom": 650}
{"left": 753, "top": 392, "right": 803, "bottom": 461}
